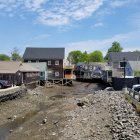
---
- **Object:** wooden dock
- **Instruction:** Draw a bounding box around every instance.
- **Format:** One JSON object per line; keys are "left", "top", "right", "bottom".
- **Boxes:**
{"left": 45, "top": 79, "right": 73, "bottom": 87}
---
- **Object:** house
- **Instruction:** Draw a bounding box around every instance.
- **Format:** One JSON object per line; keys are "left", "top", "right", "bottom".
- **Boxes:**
{"left": 0, "top": 61, "right": 39, "bottom": 86}
{"left": 108, "top": 52, "right": 140, "bottom": 77}
{"left": 74, "top": 62, "right": 106, "bottom": 80}
{"left": 23, "top": 47, "right": 65, "bottom": 79}
{"left": 125, "top": 61, "right": 140, "bottom": 77}
{"left": 28, "top": 62, "right": 48, "bottom": 81}
{"left": 101, "top": 65, "right": 112, "bottom": 83}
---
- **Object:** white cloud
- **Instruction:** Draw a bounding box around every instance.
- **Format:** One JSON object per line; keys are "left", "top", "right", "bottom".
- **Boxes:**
{"left": 37, "top": 0, "right": 104, "bottom": 26}
{"left": 24, "top": 0, "right": 47, "bottom": 11}
{"left": 93, "top": 22, "right": 103, "bottom": 27}
{"left": 33, "top": 33, "right": 51, "bottom": 40}
{"left": 109, "top": 0, "right": 136, "bottom": 8}
{"left": 0, "top": 0, "right": 104, "bottom": 26}
{"left": 0, "top": 0, "right": 139, "bottom": 26}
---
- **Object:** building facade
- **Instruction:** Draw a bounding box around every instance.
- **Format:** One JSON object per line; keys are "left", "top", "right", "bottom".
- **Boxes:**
{"left": 23, "top": 47, "right": 65, "bottom": 79}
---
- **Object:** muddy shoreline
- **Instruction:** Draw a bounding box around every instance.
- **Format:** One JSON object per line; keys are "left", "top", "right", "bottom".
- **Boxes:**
{"left": 0, "top": 81, "right": 104, "bottom": 140}
{"left": 0, "top": 81, "right": 139, "bottom": 140}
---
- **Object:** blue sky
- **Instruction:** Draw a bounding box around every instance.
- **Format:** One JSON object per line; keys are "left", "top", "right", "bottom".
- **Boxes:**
{"left": 0, "top": 0, "right": 140, "bottom": 58}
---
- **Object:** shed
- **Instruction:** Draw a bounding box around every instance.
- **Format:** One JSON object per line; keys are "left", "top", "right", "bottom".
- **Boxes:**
{"left": 0, "top": 61, "right": 39, "bottom": 85}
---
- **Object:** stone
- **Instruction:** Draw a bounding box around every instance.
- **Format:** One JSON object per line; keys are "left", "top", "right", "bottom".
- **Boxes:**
{"left": 42, "top": 118, "right": 47, "bottom": 124}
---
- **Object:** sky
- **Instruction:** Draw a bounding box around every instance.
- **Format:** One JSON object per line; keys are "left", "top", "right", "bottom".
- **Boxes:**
{"left": 0, "top": 0, "right": 140, "bottom": 58}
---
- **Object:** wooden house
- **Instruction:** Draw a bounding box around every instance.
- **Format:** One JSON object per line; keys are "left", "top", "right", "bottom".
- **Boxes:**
{"left": 0, "top": 61, "right": 39, "bottom": 86}
{"left": 108, "top": 52, "right": 140, "bottom": 77}
{"left": 23, "top": 47, "right": 65, "bottom": 80}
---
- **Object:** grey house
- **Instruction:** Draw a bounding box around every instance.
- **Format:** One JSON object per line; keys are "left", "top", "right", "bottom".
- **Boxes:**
{"left": 125, "top": 61, "right": 140, "bottom": 77}
{"left": 108, "top": 52, "right": 140, "bottom": 77}
{"left": 23, "top": 47, "right": 65, "bottom": 79}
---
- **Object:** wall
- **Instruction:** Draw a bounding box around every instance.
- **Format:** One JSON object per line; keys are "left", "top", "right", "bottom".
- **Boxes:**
{"left": 112, "top": 77, "right": 140, "bottom": 90}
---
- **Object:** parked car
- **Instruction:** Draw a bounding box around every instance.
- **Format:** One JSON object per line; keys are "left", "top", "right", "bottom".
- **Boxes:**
{"left": 0, "top": 80, "right": 12, "bottom": 89}
{"left": 132, "top": 84, "right": 140, "bottom": 92}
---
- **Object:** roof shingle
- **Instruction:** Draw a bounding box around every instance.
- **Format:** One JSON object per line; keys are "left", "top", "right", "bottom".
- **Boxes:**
{"left": 23, "top": 47, "right": 65, "bottom": 60}
{"left": 109, "top": 52, "right": 140, "bottom": 61}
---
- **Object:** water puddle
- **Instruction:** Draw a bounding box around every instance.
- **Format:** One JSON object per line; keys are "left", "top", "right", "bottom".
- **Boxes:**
{"left": 0, "top": 101, "right": 56, "bottom": 140}
{"left": 0, "top": 110, "right": 39, "bottom": 140}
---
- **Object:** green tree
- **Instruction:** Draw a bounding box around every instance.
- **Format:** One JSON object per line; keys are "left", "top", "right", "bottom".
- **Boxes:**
{"left": 134, "top": 69, "right": 139, "bottom": 77}
{"left": 104, "top": 41, "right": 123, "bottom": 60}
{"left": 67, "top": 50, "right": 83, "bottom": 64}
{"left": 80, "top": 51, "right": 89, "bottom": 62}
{"left": 11, "top": 47, "right": 22, "bottom": 61}
{"left": 0, "top": 54, "right": 10, "bottom": 61}
{"left": 89, "top": 50, "right": 104, "bottom": 62}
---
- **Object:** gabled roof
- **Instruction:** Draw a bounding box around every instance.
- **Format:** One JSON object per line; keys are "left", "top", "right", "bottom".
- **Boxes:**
{"left": 109, "top": 52, "right": 140, "bottom": 61}
{"left": 19, "top": 63, "right": 40, "bottom": 72}
{"left": 27, "top": 62, "right": 47, "bottom": 71}
{"left": 23, "top": 47, "right": 65, "bottom": 60}
{"left": 0, "top": 61, "right": 20, "bottom": 73}
{"left": 128, "top": 61, "right": 140, "bottom": 71}
{"left": 0, "top": 61, "right": 39, "bottom": 74}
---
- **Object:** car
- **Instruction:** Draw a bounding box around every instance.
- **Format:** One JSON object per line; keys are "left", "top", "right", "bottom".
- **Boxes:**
{"left": 132, "top": 84, "right": 140, "bottom": 92}
{"left": 0, "top": 80, "right": 12, "bottom": 89}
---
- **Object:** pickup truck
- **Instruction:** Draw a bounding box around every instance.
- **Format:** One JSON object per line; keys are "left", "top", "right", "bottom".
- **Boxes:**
{"left": 0, "top": 80, "right": 12, "bottom": 89}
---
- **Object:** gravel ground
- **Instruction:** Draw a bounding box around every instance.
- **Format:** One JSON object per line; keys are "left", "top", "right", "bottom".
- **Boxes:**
{"left": 0, "top": 81, "right": 139, "bottom": 140}
{"left": 60, "top": 90, "right": 140, "bottom": 140}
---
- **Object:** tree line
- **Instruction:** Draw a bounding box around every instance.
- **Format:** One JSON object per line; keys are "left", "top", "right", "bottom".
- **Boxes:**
{"left": 0, "top": 47, "right": 22, "bottom": 61}
{"left": 67, "top": 41, "right": 123, "bottom": 64}
{"left": 0, "top": 41, "right": 139, "bottom": 63}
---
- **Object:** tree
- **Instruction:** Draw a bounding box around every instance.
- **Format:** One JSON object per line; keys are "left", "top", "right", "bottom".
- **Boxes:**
{"left": 67, "top": 50, "right": 83, "bottom": 64}
{"left": 89, "top": 50, "right": 104, "bottom": 62}
{"left": 80, "top": 51, "right": 89, "bottom": 62}
{"left": 104, "top": 41, "right": 123, "bottom": 60}
{"left": 134, "top": 69, "right": 139, "bottom": 77}
{"left": 11, "top": 47, "right": 22, "bottom": 61}
{"left": 0, "top": 54, "right": 10, "bottom": 61}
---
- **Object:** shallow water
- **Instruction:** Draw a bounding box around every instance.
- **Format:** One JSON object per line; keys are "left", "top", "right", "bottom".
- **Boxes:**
{"left": 0, "top": 111, "right": 38, "bottom": 140}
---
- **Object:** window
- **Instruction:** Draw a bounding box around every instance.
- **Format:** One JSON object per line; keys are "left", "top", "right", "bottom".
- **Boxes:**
{"left": 119, "top": 61, "right": 126, "bottom": 68}
{"left": 55, "top": 72, "right": 59, "bottom": 77}
{"left": 55, "top": 60, "right": 59, "bottom": 65}
{"left": 48, "top": 61, "right": 51, "bottom": 65}
{"left": 40, "top": 72, "right": 43, "bottom": 76}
